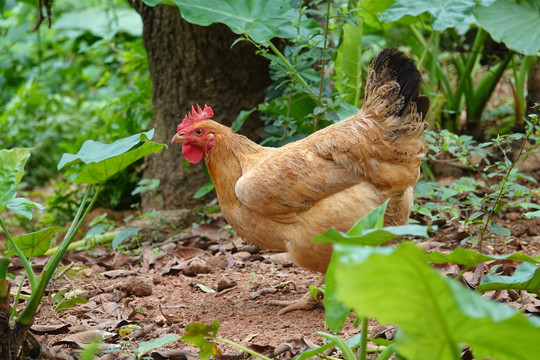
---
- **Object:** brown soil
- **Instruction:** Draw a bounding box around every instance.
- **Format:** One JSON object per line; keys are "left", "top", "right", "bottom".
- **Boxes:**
{"left": 6, "top": 185, "right": 540, "bottom": 359}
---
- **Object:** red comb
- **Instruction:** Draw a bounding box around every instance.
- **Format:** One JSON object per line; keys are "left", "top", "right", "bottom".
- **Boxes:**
{"left": 179, "top": 104, "right": 214, "bottom": 130}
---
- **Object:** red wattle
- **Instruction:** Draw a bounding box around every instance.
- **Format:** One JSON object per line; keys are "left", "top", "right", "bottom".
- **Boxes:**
{"left": 182, "top": 142, "right": 205, "bottom": 164}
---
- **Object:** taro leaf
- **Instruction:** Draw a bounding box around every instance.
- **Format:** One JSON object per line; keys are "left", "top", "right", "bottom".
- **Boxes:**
{"left": 58, "top": 130, "right": 155, "bottom": 169}
{"left": 141, "top": 0, "right": 298, "bottom": 43}
{"left": 0, "top": 148, "right": 32, "bottom": 215}
{"left": 181, "top": 321, "right": 221, "bottom": 360}
{"left": 477, "top": 262, "right": 540, "bottom": 293}
{"left": 380, "top": 0, "right": 495, "bottom": 34}
{"left": 6, "top": 197, "right": 46, "bottom": 220}
{"left": 333, "top": 242, "right": 540, "bottom": 360}
{"left": 58, "top": 130, "right": 164, "bottom": 184}
{"left": 112, "top": 227, "right": 141, "bottom": 251}
{"left": 474, "top": 0, "right": 540, "bottom": 55}
{"left": 334, "top": 10, "right": 363, "bottom": 107}
{"left": 427, "top": 247, "right": 540, "bottom": 267}
{"left": 6, "top": 227, "right": 67, "bottom": 258}
{"left": 55, "top": 8, "right": 142, "bottom": 37}
{"left": 136, "top": 334, "right": 180, "bottom": 358}
{"left": 324, "top": 251, "right": 352, "bottom": 333}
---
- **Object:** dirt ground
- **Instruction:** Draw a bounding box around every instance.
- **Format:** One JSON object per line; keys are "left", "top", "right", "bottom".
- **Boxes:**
{"left": 6, "top": 169, "right": 540, "bottom": 359}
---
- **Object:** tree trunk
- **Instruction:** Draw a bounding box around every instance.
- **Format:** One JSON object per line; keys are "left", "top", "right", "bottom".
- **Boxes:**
{"left": 134, "top": 3, "right": 270, "bottom": 211}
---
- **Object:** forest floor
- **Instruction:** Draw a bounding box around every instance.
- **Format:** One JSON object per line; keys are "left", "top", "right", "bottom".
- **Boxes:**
{"left": 7, "top": 168, "right": 540, "bottom": 359}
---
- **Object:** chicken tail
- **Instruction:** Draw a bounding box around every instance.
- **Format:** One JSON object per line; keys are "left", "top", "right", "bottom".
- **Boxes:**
{"left": 362, "top": 48, "right": 429, "bottom": 134}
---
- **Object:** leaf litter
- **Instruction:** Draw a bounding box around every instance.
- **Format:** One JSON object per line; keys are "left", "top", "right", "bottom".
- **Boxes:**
{"left": 7, "top": 197, "right": 540, "bottom": 359}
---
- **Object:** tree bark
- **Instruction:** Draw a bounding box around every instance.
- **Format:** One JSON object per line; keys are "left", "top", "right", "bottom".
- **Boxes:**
{"left": 134, "top": 3, "right": 270, "bottom": 211}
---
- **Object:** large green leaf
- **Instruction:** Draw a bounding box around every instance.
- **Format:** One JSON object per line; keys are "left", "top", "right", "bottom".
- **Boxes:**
{"left": 381, "top": 0, "right": 495, "bottom": 34}
{"left": 0, "top": 148, "right": 32, "bottom": 215}
{"left": 474, "top": 0, "right": 540, "bottom": 55}
{"left": 58, "top": 129, "right": 155, "bottom": 170}
{"left": 141, "top": 0, "right": 298, "bottom": 43}
{"left": 427, "top": 247, "right": 540, "bottom": 267}
{"left": 58, "top": 130, "right": 164, "bottom": 184}
{"left": 6, "top": 197, "right": 46, "bottom": 220}
{"left": 6, "top": 227, "right": 67, "bottom": 258}
{"left": 333, "top": 242, "right": 540, "bottom": 360}
{"left": 477, "top": 262, "right": 540, "bottom": 293}
{"left": 334, "top": 9, "right": 363, "bottom": 107}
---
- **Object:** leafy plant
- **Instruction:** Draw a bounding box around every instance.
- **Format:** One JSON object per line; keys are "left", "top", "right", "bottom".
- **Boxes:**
{"left": 0, "top": 130, "right": 163, "bottom": 358}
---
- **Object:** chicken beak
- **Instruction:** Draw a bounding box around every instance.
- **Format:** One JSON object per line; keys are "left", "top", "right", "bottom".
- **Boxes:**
{"left": 171, "top": 133, "right": 185, "bottom": 145}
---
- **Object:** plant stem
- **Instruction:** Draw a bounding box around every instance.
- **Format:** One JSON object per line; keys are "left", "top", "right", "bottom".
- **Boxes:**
{"left": 358, "top": 316, "right": 368, "bottom": 360}
{"left": 316, "top": 332, "right": 357, "bottom": 360}
{"left": 216, "top": 337, "right": 273, "bottom": 360}
{"left": 478, "top": 118, "right": 538, "bottom": 248}
{"left": 0, "top": 219, "right": 37, "bottom": 289}
{"left": 376, "top": 343, "right": 395, "bottom": 360}
{"left": 44, "top": 231, "right": 119, "bottom": 256}
{"left": 313, "top": 0, "right": 332, "bottom": 132}
{"left": 267, "top": 41, "right": 316, "bottom": 97}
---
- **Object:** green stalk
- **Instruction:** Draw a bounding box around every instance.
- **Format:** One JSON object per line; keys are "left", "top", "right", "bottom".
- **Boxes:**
{"left": 450, "top": 28, "right": 487, "bottom": 129}
{"left": 358, "top": 316, "right": 368, "bottom": 360}
{"left": 44, "top": 231, "right": 119, "bottom": 256}
{"left": 376, "top": 343, "right": 395, "bottom": 360}
{"left": 18, "top": 185, "right": 100, "bottom": 324}
{"left": 313, "top": 0, "right": 332, "bottom": 132}
{"left": 216, "top": 337, "right": 273, "bottom": 360}
{"left": 316, "top": 332, "right": 357, "bottom": 360}
{"left": 0, "top": 219, "right": 37, "bottom": 289}
{"left": 40, "top": 185, "right": 100, "bottom": 287}
{"left": 478, "top": 116, "right": 539, "bottom": 248}
{"left": 267, "top": 42, "right": 316, "bottom": 97}
{"left": 0, "top": 257, "right": 9, "bottom": 279}
{"left": 429, "top": 32, "right": 440, "bottom": 92}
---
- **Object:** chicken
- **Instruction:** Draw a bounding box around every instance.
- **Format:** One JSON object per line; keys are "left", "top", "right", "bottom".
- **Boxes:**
{"left": 171, "top": 48, "right": 429, "bottom": 311}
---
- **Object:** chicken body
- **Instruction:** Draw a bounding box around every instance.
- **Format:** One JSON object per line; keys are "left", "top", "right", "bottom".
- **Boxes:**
{"left": 173, "top": 49, "right": 429, "bottom": 274}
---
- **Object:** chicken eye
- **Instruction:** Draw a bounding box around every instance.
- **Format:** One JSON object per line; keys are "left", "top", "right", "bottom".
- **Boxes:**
{"left": 195, "top": 128, "right": 204, "bottom": 136}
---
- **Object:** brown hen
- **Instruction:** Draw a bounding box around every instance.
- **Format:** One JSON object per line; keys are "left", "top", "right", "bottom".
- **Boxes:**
{"left": 172, "top": 48, "right": 429, "bottom": 312}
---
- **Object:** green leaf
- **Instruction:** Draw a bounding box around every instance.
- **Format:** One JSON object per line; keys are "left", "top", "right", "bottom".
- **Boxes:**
{"left": 6, "top": 227, "right": 67, "bottom": 258}
{"left": 489, "top": 223, "right": 511, "bottom": 236}
{"left": 181, "top": 321, "right": 221, "bottom": 360}
{"left": 131, "top": 178, "right": 160, "bottom": 196}
{"left": 136, "top": 334, "right": 180, "bottom": 358}
{"left": 524, "top": 209, "right": 540, "bottom": 219}
{"left": 193, "top": 182, "right": 215, "bottom": 199}
{"left": 6, "top": 197, "right": 46, "bottom": 220}
{"left": 58, "top": 130, "right": 165, "bottom": 185}
{"left": 313, "top": 224, "right": 429, "bottom": 246}
{"left": 474, "top": 0, "right": 540, "bottom": 55}
{"left": 477, "top": 262, "right": 540, "bottom": 293}
{"left": 334, "top": 10, "right": 363, "bottom": 107}
{"left": 427, "top": 247, "right": 540, "bottom": 267}
{"left": 55, "top": 297, "right": 88, "bottom": 312}
{"left": 324, "top": 252, "right": 352, "bottom": 333}
{"left": 231, "top": 108, "right": 256, "bottom": 133}
{"left": 112, "top": 227, "right": 141, "bottom": 251}
{"left": 142, "top": 0, "right": 299, "bottom": 43}
{"left": 0, "top": 148, "right": 32, "bottom": 215}
{"left": 381, "top": 0, "right": 495, "bottom": 34}
{"left": 195, "top": 284, "right": 216, "bottom": 293}
{"left": 333, "top": 242, "right": 540, "bottom": 360}
{"left": 57, "top": 129, "right": 156, "bottom": 170}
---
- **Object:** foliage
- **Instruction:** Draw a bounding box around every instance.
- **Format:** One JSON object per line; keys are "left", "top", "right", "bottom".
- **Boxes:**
{"left": 0, "top": 131, "right": 163, "bottom": 357}
{"left": 416, "top": 114, "right": 540, "bottom": 247}
{"left": 0, "top": 0, "right": 152, "bottom": 212}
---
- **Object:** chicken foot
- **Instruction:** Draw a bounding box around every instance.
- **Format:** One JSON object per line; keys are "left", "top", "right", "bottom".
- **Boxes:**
{"left": 269, "top": 275, "right": 325, "bottom": 315}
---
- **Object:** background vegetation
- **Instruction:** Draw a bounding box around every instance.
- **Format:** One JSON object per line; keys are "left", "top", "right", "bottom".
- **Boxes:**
{"left": 1, "top": 0, "right": 540, "bottom": 359}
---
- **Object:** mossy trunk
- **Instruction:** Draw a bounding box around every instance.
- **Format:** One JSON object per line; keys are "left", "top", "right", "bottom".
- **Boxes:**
{"left": 134, "top": 2, "right": 270, "bottom": 211}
